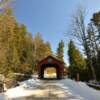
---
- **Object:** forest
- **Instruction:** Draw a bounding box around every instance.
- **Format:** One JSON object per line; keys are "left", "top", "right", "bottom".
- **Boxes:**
{"left": 0, "top": 7, "right": 100, "bottom": 82}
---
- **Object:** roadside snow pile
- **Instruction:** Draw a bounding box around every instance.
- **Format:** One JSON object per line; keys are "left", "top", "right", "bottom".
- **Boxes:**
{"left": 20, "top": 78, "right": 41, "bottom": 89}
{"left": 5, "top": 78, "right": 42, "bottom": 99}
{"left": 61, "top": 78, "right": 100, "bottom": 100}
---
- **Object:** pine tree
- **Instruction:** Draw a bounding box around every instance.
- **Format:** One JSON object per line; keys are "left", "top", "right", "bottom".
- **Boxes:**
{"left": 57, "top": 40, "right": 64, "bottom": 61}
{"left": 33, "top": 33, "right": 52, "bottom": 66}
{"left": 0, "top": 9, "right": 35, "bottom": 75}
{"left": 45, "top": 42, "right": 52, "bottom": 56}
{"left": 68, "top": 40, "right": 87, "bottom": 80}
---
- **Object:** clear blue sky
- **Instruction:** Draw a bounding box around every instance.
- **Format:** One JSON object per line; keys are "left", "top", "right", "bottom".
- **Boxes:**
{"left": 13, "top": 0, "right": 100, "bottom": 65}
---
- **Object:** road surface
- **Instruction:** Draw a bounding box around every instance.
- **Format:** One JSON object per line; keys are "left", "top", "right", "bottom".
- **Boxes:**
{"left": 9, "top": 80, "right": 83, "bottom": 100}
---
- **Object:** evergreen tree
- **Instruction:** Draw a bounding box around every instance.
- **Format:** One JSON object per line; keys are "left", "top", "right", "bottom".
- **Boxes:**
{"left": 0, "top": 9, "right": 35, "bottom": 75}
{"left": 90, "top": 12, "right": 100, "bottom": 80}
{"left": 57, "top": 40, "right": 64, "bottom": 61}
{"left": 33, "top": 33, "right": 52, "bottom": 68}
{"left": 68, "top": 40, "right": 87, "bottom": 81}
{"left": 45, "top": 42, "right": 52, "bottom": 56}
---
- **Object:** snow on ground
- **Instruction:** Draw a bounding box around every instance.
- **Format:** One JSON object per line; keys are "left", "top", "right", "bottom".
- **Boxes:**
{"left": 5, "top": 78, "right": 44, "bottom": 98}
{"left": 60, "top": 78, "right": 100, "bottom": 100}
{"left": 0, "top": 77, "right": 100, "bottom": 100}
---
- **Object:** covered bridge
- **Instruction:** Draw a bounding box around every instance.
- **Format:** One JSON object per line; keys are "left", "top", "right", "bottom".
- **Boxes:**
{"left": 37, "top": 55, "right": 64, "bottom": 79}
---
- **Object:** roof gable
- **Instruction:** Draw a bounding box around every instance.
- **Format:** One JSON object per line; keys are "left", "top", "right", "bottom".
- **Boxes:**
{"left": 38, "top": 55, "right": 63, "bottom": 64}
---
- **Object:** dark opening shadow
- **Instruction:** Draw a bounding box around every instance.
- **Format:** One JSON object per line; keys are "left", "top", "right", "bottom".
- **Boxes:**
{"left": 41, "top": 78, "right": 60, "bottom": 80}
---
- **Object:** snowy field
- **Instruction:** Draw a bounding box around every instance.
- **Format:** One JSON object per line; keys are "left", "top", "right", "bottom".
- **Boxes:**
{"left": 0, "top": 77, "right": 100, "bottom": 100}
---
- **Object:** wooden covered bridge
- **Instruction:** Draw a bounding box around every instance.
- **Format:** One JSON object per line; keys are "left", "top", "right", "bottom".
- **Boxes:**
{"left": 37, "top": 55, "right": 64, "bottom": 79}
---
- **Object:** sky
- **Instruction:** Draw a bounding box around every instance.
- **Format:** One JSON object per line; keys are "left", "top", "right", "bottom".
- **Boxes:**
{"left": 11, "top": 0, "right": 100, "bottom": 65}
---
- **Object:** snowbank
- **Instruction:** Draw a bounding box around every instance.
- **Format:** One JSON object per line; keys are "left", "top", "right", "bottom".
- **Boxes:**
{"left": 60, "top": 78, "right": 100, "bottom": 100}
{"left": 5, "top": 78, "right": 43, "bottom": 98}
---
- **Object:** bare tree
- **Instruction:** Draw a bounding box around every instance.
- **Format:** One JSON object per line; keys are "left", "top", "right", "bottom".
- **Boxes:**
{"left": 0, "top": 0, "right": 13, "bottom": 13}
{"left": 69, "top": 6, "right": 97, "bottom": 81}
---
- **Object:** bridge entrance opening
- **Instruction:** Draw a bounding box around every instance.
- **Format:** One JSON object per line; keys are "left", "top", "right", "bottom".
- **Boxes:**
{"left": 38, "top": 56, "right": 64, "bottom": 80}
{"left": 44, "top": 67, "right": 57, "bottom": 78}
